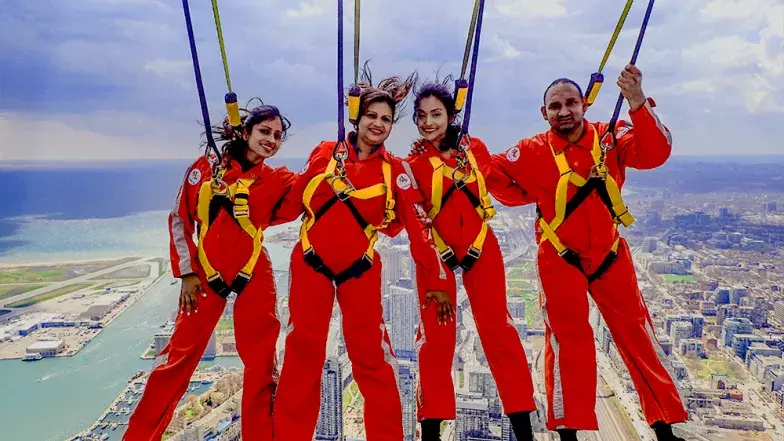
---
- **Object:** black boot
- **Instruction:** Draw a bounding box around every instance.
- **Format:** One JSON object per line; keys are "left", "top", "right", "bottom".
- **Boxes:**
{"left": 421, "top": 419, "right": 442, "bottom": 441}
{"left": 652, "top": 421, "right": 686, "bottom": 441}
{"left": 508, "top": 411, "right": 535, "bottom": 441}
{"left": 556, "top": 429, "right": 578, "bottom": 441}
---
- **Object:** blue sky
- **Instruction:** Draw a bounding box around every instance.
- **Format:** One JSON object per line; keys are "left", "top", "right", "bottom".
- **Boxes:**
{"left": 0, "top": 0, "right": 781, "bottom": 160}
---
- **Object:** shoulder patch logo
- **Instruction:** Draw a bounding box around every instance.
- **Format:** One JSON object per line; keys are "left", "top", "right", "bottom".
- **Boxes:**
{"left": 506, "top": 146, "right": 521, "bottom": 162}
{"left": 396, "top": 173, "right": 412, "bottom": 190}
{"left": 616, "top": 125, "right": 632, "bottom": 138}
{"left": 187, "top": 168, "right": 202, "bottom": 185}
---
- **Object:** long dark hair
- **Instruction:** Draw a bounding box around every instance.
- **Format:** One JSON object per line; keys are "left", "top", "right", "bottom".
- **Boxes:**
{"left": 204, "top": 98, "right": 292, "bottom": 161}
{"left": 353, "top": 61, "right": 417, "bottom": 126}
{"left": 412, "top": 76, "right": 461, "bottom": 152}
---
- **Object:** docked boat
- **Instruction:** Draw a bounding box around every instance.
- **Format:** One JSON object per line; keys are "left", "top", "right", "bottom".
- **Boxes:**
{"left": 23, "top": 353, "right": 43, "bottom": 362}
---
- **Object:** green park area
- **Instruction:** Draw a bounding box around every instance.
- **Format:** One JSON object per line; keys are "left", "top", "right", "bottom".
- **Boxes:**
{"left": 685, "top": 355, "right": 746, "bottom": 381}
{"left": 342, "top": 381, "right": 361, "bottom": 411}
{"left": 662, "top": 274, "right": 697, "bottom": 284}
{"left": 5, "top": 283, "right": 94, "bottom": 308}
{"left": 0, "top": 284, "right": 46, "bottom": 302}
{"left": 506, "top": 261, "right": 535, "bottom": 279}
{"left": 216, "top": 318, "right": 234, "bottom": 331}
{"left": 0, "top": 257, "right": 138, "bottom": 284}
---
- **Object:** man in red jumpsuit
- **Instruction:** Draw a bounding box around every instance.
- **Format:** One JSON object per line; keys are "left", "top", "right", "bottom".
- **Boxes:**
{"left": 491, "top": 65, "right": 688, "bottom": 441}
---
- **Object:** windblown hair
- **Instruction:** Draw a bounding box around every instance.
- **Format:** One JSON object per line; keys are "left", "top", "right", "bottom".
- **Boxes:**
{"left": 353, "top": 61, "right": 417, "bottom": 125}
{"left": 543, "top": 78, "right": 584, "bottom": 105}
{"left": 203, "top": 97, "right": 292, "bottom": 161}
{"left": 412, "top": 74, "right": 462, "bottom": 152}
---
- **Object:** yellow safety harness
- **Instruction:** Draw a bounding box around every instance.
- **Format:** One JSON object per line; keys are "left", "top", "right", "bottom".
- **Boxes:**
{"left": 196, "top": 169, "right": 264, "bottom": 297}
{"left": 427, "top": 149, "right": 496, "bottom": 272}
{"left": 537, "top": 130, "right": 634, "bottom": 283}
{"left": 299, "top": 156, "right": 395, "bottom": 286}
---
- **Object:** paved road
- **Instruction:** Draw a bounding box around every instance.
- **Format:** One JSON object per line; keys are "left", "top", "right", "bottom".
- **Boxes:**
{"left": 1, "top": 256, "right": 154, "bottom": 308}
{"left": 531, "top": 347, "right": 646, "bottom": 441}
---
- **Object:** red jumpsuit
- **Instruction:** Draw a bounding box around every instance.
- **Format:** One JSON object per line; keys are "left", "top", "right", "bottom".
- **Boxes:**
{"left": 491, "top": 100, "right": 688, "bottom": 430}
{"left": 399, "top": 138, "right": 536, "bottom": 422}
{"left": 272, "top": 137, "right": 450, "bottom": 441}
{"left": 124, "top": 156, "right": 295, "bottom": 441}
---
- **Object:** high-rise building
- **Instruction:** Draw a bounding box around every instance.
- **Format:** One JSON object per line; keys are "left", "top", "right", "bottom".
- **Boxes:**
{"left": 222, "top": 294, "right": 236, "bottom": 318}
{"left": 469, "top": 366, "right": 501, "bottom": 421}
{"left": 382, "top": 244, "right": 413, "bottom": 283}
{"left": 315, "top": 357, "right": 343, "bottom": 441}
{"left": 669, "top": 322, "right": 693, "bottom": 348}
{"left": 203, "top": 331, "right": 217, "bottom": 360}
{"left": 513, "top": 318, "right": 527, "bottom": 343}
{"left": 646, "top": 212, "right": 661, "bottom": 228}
{"left": 154, "top": 323, "right": 216, "bottom": 362}
{"left": 740, "top": 306, "right": 768, "bottom": 328}
{"left": 715, "top": 287, "right": 731, "bottom": 305}
{"left": 455, "top": 395, "right": 490, "bottom": 441}
{"left": 718, "top": 304, "right": 739, "bottom": 326}
{"left": 721, "top": 318, "right": 754, "bottom": 347}
{"left": 663, "top": 314, "right": 705, "bottom": 339}
{"left": 731, "top": 287, "right": 748, "bottom": 304}
{"left": 507, "top": 298, "right": 526, "bottom": 320}
{"left": 175, "top": 425, "right": 202, "bottom": 441}
{"left": 764, "top": 202, "right": 778, "bottom": 212}
{"left": 691, "top": 315, "right": 705, "bottom": 339}
{"left": 745, "top": 343, "right": 782, "bottom": 367}
{"left": 154, "top": 322, "right": 175, "bottom": 356}
{"left": 398, "top": 361, "right": 417, "bottom": 441}
{"left": 774, "top": 302, "right": 784, "bottom": 326}
{"left": 732, "top": 334, "right": 765, "bottom": 360}
{"left": 700, "top": 300, "right": 717, "bottom": 317}
{"left": 382, "top": 294, "right": 391, "bottom": 323}
{"left": 643, "top": 237, "right": 658, "bottom": 253}
{"left": 389, "top": 285, "right": 418, "bottom": 357}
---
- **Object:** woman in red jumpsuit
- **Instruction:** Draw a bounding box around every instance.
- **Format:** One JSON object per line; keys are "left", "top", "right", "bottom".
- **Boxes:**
{"left": 271, "top": 73, "right": 451, "bottom": 441}
{"left": 124, "top": 104, "right": 296, "bottom": 441}
{"left": 398, "top": 81, "right": 537, "bottom": 441}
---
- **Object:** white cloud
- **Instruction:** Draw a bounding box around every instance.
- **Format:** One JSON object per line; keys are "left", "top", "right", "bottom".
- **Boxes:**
{"left": 143, "top": 58, "right": 193, "bottom": 89}
{"left": 486, "top": 34, "right": 522, "bottom": 61}
{"left": 2, "top": 0, "right": 784, "bottom": 159}
{"left": 675, "top": 0, "right": 784, "bottom": 113}
{"left": 285, "top": 1, "right": 326, "bottom": 19}
{"left": 679, "top": 80, "right": 716, "bottom": 93}
{"left": 495, "top": 0, "right": 567, "bottom": 19}
{"left": 0, "top": 112, "right": 196, "bottom": 161}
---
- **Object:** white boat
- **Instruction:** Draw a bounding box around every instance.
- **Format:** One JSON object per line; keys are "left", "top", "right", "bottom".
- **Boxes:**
{"left": 23, "top": 353, "right": 43, "bottom": 362}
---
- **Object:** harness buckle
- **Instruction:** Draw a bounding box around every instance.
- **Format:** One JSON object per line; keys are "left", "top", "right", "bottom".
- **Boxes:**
{"left": 466, "top": 246, "right": 482, "bottom": 260}
{"left": 233, "top": 205, "right": 249, "bottom": 218}
{"left": 329, "top": 175, "right": 355, "bottom": 201}
{"left": 439, "top": 248, "right": 456, "bottom": 262}
{"left": 211, "top": 178, "right": 230, "bottom": 196}
{"left": 590, "top": 164, "right": 608, "bottom": 178}
{"left": 337, "top": 188, "right": 353, "bottom": 202}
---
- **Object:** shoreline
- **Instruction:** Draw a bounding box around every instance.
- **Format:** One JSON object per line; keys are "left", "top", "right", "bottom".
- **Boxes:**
{"left": 0, "top": 256, "right": 147, "bottom": 269}
{"left": 70, "top": 369, "right": 241, "bottom": 441}
{"left": 0, "top": 258, "right": 170, "bottom": 361}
